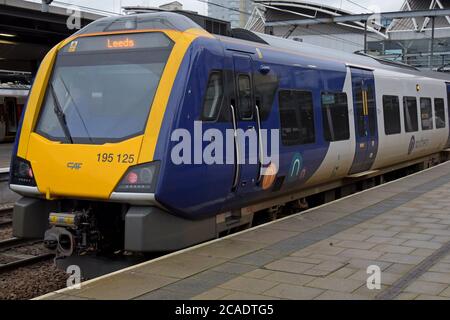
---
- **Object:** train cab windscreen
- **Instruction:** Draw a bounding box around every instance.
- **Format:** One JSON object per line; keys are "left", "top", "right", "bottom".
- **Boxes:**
{"left": 35, "top": 32, "right": 174, "bottom": 144}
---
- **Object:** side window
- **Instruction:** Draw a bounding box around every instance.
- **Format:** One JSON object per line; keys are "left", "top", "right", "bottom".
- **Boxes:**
{"left": 254, "top": 71, "right": 279, "bottom": 120}
{"left": 201, "top": 71, "right": 224, "bottom": 121}
{"left": 383, "top": 95, "right": 401, "bottom": 135}
{"left": 434, "top": 98, "right": 446, "bottom": 129}
{"left": 321, "top": 92, "right": 349, "bottom": 141}
{"left": 420, "top": 98, "right": 433, "bottom": 130}
{"left": 237, "top": 75, "right": 253, "bottom": 120}
{"left": 403, "top": 97, "right": 418, "bottom": 132}
{"left": 278, "top": 90, "right": 315, "bottom": 146}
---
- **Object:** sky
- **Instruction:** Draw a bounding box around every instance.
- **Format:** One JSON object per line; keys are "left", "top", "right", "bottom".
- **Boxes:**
{"left": 28, "top": 0, "right": 405, "bottom": 16}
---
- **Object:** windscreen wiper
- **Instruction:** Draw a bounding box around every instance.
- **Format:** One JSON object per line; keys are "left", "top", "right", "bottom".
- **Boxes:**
{"left": 49, "top": 82, "right": 73, "bottom": 144}
{"left": 57, "top": 76, "right": 93, "bottom": 144}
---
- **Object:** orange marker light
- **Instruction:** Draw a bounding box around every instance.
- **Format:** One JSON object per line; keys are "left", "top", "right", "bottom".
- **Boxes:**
{"left": 107, "top": 38, "right": 135, "bottom": 49}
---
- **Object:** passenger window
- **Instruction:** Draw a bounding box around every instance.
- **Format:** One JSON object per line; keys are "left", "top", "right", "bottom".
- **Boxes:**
{"left": 383, "top": 95, "right": 401, "bottom": 135}
{"left": 201, "top": 72, "right": 224, "bottom": 121}
{"left": 434, "top": 98, "right": 446, "bottom": 129}
{"left": 237, "top": 75, "right": 253, "bottom": 120}
{"left": 403, "top": 97, "right": 418, "bottom": 132}
{"left": 321, "top": 92, "right": 350, "bottom": 141}
{"left": 420, "top": 98, "right": 433, "bottom": 130}
{"left": 279, "top": 90, "right": 315, "bottom": 145}
{"left": 254, "top": 71, "right": 279, "bottom": 120}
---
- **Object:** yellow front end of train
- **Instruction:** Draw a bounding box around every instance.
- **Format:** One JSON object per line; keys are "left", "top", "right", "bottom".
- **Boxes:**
{"left": 11, "top": 27, "right": 208, "bottom": 201}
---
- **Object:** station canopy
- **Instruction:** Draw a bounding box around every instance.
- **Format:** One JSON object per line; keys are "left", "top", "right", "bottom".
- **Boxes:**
{"left": 0, "top": 0, "right": 105, "bottom": 73}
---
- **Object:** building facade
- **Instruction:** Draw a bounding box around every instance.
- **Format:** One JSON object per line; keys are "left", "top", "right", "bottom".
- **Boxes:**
{"left": 369, "top": 0, "right": 450, "bottom": 69}
{"left": 207, "top": 0, "right": 252, "bottom": 28}
{"left": 245, "top": 0, "right": 450, "bottom": 70}
{"left": 159, "top": 1, "right": 183, "bottom": 11}
{"left": 246, "top": 1, "right": 385, "bottom": 54}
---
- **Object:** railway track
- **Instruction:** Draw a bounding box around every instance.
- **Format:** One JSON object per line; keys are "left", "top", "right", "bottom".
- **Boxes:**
{"left": 0, "top": 237, "right": 54, "bottom": 273}
{"left": 0, "top": 207, "right": 13, "bottom": 227}
{"left": 0, "top": 237, "right": 31, "bottom": 250}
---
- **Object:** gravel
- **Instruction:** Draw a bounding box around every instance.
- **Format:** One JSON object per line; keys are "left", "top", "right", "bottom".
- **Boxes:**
{"left": 0, "top": 204, "right": 13, "bottom": 212}
{"left": 0, "top": 255, "right": 17, "bottom": 264}
{"left": 0, "top": 212, "right": 11, "bottom": 224}
{"left": 0, "top": 209, "right": 13, "bottom": 241}
{"left": 11, "top": 242, "right": 51, "bottom": 256}
{"left": 0, "top": 240, "right": 70, "bottom": 300}
{"left": 0, "top": 261, "right": 69, "bottom": 300}
{"left": 0, "top": 227, "right": 12, "bottom": 240}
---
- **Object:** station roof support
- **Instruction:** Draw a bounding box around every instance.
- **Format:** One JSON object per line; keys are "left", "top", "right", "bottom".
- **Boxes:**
{"left": 265, "top": 9, "right": 450, "bottom": 27}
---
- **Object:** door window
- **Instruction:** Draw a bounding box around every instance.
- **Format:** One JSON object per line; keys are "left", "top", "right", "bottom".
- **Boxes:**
{"left": 201, "top": 71, "right": 224, "bottom": 121}
{"left": 367, "top": 84, "right": 377, "bottom": 136}
{"left": 355, "top": 83, "right": 366, "bottom": 137}
{"left": 237, "top": 75, "right": 253, "bottom": 120}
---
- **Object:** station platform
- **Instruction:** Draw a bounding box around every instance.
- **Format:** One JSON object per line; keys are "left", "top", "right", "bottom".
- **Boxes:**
{"left": 39, "top": 162, "right": 450, "bottom": 300}
{"left": 0, "top": 143, "right": 13, "bottom": 170}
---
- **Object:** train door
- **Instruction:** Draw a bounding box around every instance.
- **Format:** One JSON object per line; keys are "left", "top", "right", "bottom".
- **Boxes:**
{"left": 230, "top": 54, "right": 260, "bottom": 195}
{"left": 446, "top": 83, "right": 450, "bottom": 148}
{"left": 349, "top": 67, "right": 379, "bottom": 174}
{"left": 4, "top": 97, "right": 18, "bottom": 137}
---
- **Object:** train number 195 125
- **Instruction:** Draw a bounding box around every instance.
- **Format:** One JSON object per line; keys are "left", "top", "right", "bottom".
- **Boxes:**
{"left": 97, "top": 153, "right": 135, "bottom": 164}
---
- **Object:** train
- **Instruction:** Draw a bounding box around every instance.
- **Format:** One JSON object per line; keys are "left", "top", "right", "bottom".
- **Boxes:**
{"left": 0, "top": 71, "right": 31, "bottom": 143}
{"left": 8, "top": 12, "right": 450, "bottom": 257}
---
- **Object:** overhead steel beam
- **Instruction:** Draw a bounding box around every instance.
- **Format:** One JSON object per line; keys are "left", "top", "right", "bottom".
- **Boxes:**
{"left": 0, "top": 24, "right": 69, "bottom": 37}
{"left": 0, "top": 4, "right": 97, "bottom": 26}
{"left": 265, "top": 9, "right": 450, "bottom": 27}
{"left": 0, "top": 4, "right": 69, "bottom": 25}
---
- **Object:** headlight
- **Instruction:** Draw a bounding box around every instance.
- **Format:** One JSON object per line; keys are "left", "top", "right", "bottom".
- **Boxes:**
{"left": 114, "top": 161, "right": 160, "bottom": 193}
{"left": 10, "top": 156, "right": 37, "bottom": 187}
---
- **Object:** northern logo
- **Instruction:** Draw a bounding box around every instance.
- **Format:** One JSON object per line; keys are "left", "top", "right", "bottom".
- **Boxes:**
{"left": 288, "top": 153, "right": 303, "bottom": 182}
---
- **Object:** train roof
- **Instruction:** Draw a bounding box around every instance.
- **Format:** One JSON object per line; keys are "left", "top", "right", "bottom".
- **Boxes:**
{"left": 74, "top": 11, "right": 202, "bottom": 36}
{"left": 218, "top": 30, "right": 450, "bottom": 82}
{"left": 76, "top": 12, "right": 450, "bottom": 82}
{"left": 255, "top": 33, "right": 450, "bottom": 81}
